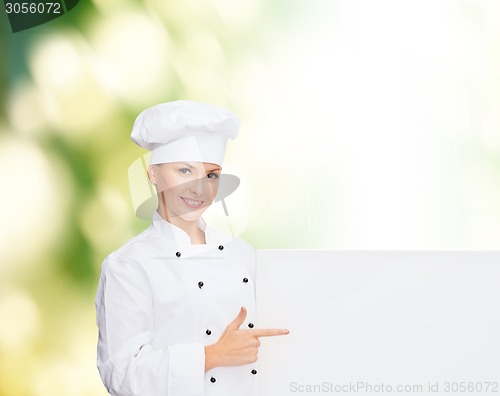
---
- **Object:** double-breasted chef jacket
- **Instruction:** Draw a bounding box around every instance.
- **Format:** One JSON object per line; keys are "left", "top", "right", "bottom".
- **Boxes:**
{"left": 95, "top": 210, "right": 258, "bottom": 396}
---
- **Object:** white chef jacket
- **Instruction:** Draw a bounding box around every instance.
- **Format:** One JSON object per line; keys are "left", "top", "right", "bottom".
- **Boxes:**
{"left": 95, "top": 210, "right": 259, "bottom": 396}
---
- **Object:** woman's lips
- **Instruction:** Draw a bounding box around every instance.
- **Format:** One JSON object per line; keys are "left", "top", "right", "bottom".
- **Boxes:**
{"left": 181, "top": 197, "right": 204, "bottom": 208}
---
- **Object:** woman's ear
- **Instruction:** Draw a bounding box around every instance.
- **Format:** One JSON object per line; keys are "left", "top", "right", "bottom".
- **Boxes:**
{"left": 147, "top": 164, "right": 157, "bottom": 184}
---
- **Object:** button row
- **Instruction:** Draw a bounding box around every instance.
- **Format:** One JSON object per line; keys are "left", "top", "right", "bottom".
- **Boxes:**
{"left": 205, "top": 322, "right": 254, "bottom": 335}
{"left": 175, "top": 245, "right": 225, "bottom": 258}
{"left": 197, "top": 278, "right": 250, "bottom": 289}
{"left": 210, "top": 370, "right": 257, "bottom": 383}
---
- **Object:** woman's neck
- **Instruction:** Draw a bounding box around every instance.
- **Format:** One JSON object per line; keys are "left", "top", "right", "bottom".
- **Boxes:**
{"left": 158, "top": 208, "right": 206, "bottom": 244}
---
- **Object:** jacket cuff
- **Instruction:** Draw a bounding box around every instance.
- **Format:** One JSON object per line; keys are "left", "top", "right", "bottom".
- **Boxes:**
{"left": 167, "top": 343, "right": 205, "bottom": 396}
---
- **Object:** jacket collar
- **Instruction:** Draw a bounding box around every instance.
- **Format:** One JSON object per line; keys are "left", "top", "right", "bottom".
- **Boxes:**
{"left": 151, "top": 210, "right": 211, "bottom": 247}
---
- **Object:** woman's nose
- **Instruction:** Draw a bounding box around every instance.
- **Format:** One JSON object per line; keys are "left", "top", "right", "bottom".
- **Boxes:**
{"left": 189, "top": 177, "right": 207, "bottom": 195}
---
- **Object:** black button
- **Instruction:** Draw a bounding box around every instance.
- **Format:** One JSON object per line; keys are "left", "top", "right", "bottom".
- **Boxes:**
{"left": 218, "top": 245, "right": 224, "bottom": 250}
{"left": 198, "top": 281, "right": 204, "bottom": 289}
{"left": 206, "top": 329, "right": 212, "bottom": 335}
{"left": 175, "top": 252, "right": 181, "bottom": 257}
{"left": 248, "top": 322, "right": 254, "bottom": 328}
{"left": 210, "top": 377, "right": 216, "bottom": 383}
{"left": 251, "top": 369, "right": 257, "bottom": 375}
{"left": 243, "top": 277, "right": 249, "bottom": 283}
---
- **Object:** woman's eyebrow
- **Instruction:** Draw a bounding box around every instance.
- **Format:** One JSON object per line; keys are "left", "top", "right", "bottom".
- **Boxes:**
{"left": 180, "top": 162, "right": 221, "bottom": 173}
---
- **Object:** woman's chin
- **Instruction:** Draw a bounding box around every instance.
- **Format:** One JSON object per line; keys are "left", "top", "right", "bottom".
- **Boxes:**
{"left": 178, "top": 207, "right": 208, "bottom": 222}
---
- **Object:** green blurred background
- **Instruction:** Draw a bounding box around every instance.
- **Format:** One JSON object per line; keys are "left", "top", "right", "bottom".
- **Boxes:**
{"left": 1, "top": 0, "right": 500, "bottom": 394}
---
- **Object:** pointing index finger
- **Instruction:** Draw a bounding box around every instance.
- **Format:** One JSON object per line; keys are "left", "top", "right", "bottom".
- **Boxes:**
{"left": 251, "top": 328, "right": 290, "bottom": 338}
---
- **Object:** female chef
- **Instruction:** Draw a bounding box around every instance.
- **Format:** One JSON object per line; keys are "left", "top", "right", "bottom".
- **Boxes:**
{"left": 95, "top": 100, "right": 289, "bottom": 396}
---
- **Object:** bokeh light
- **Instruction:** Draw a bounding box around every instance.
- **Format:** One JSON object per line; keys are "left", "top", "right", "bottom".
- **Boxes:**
{"left": 29, "top": 30, "right": 115, "bottom": 134}
{"left": 0, "top": 287, "right": 40, "bottom": 352}
{"left": 90, "top": 8, "right": 172, "bottom": 108}
{"left": 7, "top": 80, "right": 46, "bottom": 136}
{"left": 0, "top": 135, "right": 70, "bottom": 273}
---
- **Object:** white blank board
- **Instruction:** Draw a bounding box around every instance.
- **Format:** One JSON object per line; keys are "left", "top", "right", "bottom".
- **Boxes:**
{"left": 256, "top": 251, "right": 500, "bottom": 396}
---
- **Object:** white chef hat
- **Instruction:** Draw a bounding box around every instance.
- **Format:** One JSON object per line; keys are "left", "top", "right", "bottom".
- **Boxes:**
{"left": 131, "top": 100, "right": 240, "bottom": 166}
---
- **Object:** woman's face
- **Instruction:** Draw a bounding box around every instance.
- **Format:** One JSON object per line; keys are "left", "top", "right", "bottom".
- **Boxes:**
{"left": 148, "top": 161, "right": 221, "bottom": 222}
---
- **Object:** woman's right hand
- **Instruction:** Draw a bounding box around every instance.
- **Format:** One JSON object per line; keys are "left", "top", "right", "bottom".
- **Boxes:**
{"left": 204, "top": 306, "right": 289, "bottom": 371}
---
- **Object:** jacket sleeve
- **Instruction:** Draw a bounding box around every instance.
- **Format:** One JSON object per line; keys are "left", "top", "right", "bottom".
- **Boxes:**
{"left": 95, "top": 256, "right": 205, "bottom": 396}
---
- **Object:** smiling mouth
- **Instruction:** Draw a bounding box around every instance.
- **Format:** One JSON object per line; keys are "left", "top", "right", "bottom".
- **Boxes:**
{"left": 181, "top": 197, "right": 204, "bottom": 208}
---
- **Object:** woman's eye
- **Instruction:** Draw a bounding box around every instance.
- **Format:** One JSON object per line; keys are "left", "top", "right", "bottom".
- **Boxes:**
{"left": 179, "top": 168, "right": 191, "bottom": 175}
{"left": 207, "top": 173, "right": 220, "bottom": 180}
